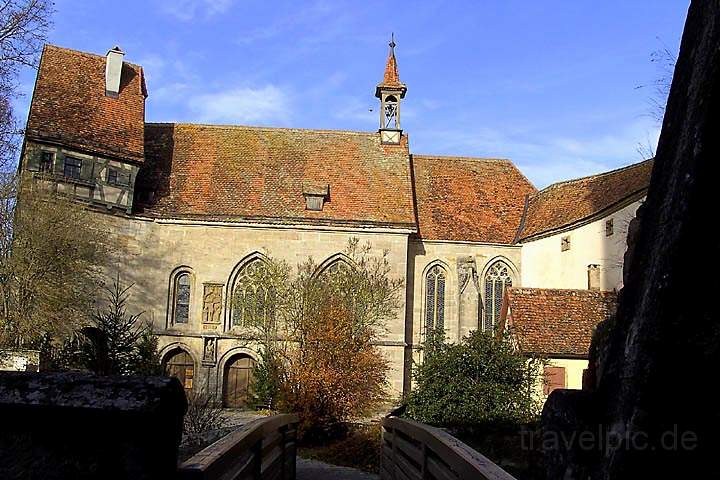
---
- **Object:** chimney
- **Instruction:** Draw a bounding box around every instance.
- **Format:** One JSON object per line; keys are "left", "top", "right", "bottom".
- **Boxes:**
{"left": 105, "top": 46, "right": 125, "bottom": 98}
{"left": 587, "top": 264, "right": 601, "bottom": 291}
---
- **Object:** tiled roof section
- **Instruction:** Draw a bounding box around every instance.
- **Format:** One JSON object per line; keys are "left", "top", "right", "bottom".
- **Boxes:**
{"left": 502, "top": 288, "right": 617, "bottom": 357}
{"left": 26, "top": 45, "right": 146, "bottom": 163}
{"left": 518, "top": 159, "right": 654, "bottom": 241}
{"left": 135, "top": 123, "right": 416, "bottom": 227}
{"left": 411, "top": 155, "right": 537, "bottom": 243}
{"left": 376, "top": 45, "right": 406, "bottom": 98}
{"left": 380, "top": 49, "right": 403, "bottom": 89}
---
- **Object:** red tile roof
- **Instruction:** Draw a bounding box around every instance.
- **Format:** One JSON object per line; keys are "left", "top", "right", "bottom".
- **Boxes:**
{"left": 517, "top": 159, "right": 653, "bottom": 241}
{"left": 412, "top": 155, "right": 537, "bottom": 243}
{"left": 500, "top": 288, "right": 617, "bottom": 358}
{"left": 26, "top": 45, "right": 147, "bottom": 163}
{"left": 134, "top": 123, "right": 416, "bottom": 227}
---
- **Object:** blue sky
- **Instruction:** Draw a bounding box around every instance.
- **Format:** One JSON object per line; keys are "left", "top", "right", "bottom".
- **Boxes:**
{"left": 16, "top": 0, "right": 689, "bottom": 187}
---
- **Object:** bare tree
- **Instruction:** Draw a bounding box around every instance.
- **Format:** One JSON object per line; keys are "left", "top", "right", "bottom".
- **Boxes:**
{"left": 0, "top": 187, "right": 109, "bottom": 349}
{"left": 0, "top": 0, "right": 53, "bottom": 171}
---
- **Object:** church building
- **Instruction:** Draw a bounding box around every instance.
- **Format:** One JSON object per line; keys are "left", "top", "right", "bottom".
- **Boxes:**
{"left": 19, "top": 42, "right": 652, "bottom": 405}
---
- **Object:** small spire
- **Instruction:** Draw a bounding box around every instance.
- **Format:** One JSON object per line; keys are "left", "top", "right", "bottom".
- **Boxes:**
{"left": 376, "top": 33, "right": 406, "bottom": 98}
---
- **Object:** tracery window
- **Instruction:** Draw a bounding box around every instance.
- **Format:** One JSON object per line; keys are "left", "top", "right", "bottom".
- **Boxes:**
{"left": 425, "top": 265, "right": 446, "bottom": 333}
{"left": 232, "top": 260, "right": 272, "bottom": 327}
{"left": 483, "top": 261, "right": 513, "bottom": 332}
{"left": 173, "top": 272, "right": 191, "bottom": 324}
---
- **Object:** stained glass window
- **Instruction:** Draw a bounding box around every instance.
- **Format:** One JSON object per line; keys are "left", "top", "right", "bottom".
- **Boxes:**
{"left": 425, "top": 265, "right": 446, "bottom": 333}
{"left": 484, "top": 261, "right": 512, "bottom": 332}
{"left": 174, "top": 273, "right": 191, "bottom": 324}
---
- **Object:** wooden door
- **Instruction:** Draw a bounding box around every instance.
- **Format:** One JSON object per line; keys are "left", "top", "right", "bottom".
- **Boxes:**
{"left": 223, "top": 355, "right": 256, "bottom": 408}
{"left": 164, "top": 350, "right": 195, "bottom": 395}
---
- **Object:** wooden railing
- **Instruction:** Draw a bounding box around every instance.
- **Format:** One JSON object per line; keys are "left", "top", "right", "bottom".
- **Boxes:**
{"left": 177, "top": 413, "right": 299, "bottom": 480}
{"left": 381, "top": 416, "right": 517, "bottom": 480}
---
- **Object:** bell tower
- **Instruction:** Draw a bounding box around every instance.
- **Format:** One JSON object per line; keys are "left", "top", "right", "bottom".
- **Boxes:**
{"left": 375, "top": 34, "right": 407, "bottom": 145}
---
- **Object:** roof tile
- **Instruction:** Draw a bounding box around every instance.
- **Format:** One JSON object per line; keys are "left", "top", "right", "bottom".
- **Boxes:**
{"left": 26, "top": 45, "right": 146, "bottom": 163}
{"left": 412, "top": 155, "right": 536, "bottom": 243}
{"left": 501, "top": 287, "right": 617, "bottom": 357}
{"left": 134, "top": 124, "right": 416, "bottom": 227}
{"left": 518, "top": 160, "right": 653, "bottom": 241}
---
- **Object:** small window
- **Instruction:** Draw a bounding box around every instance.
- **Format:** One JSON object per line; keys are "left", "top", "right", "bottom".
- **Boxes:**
{"left": 107, "top": 167, "right": 131, "bottom": 187}
{"left": 305, "top": 195, "right": 324, "bottom": 211}
{"left": 605, "top": 218, "right": 614, "bottom": 237}
{"left": 40, "top": 151, "right": 54, "bottom": 173}
{"left": 561, "top": 235, "right": 571, "bottom": 252}
{"left": 174, "top": 273, "right": 191, "bottom": 324}
{"left": 64, "top": 156, "right": 82, "bottom": 179}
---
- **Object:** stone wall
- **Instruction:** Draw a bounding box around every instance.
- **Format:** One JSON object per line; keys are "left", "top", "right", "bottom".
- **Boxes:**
{"left": 94, "top": 211, "right": 412, "bottom": 399}
{"left": 0, "top": 372, "right": 186, "bottom": 480}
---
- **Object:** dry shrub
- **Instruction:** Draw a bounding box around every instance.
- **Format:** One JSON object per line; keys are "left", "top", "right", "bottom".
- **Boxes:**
{"left": 279, "top": 300, "right": 389, "bottom": 442}
{"left": 184, "top": 392, "right": 223, "bottom": 439}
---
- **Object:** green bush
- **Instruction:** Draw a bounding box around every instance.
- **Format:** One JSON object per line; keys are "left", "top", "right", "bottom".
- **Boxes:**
{"left": 405, "top": 329, "right": 543, "bottom": 427}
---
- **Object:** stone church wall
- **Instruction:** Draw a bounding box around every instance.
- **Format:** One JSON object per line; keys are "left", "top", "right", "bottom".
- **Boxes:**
{"left": 93, "top": 211, "right": 412, "bottom": 400}
{"left": 407, "top": 239, "right": 522, "bottom": 345}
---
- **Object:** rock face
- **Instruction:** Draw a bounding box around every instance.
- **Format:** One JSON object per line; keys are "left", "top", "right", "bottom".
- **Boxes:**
{"left": 0, "top": 371, "right": 187, "bottom": 480}
{"left": 542, "top": 1, "right": 720, "bottom": 478}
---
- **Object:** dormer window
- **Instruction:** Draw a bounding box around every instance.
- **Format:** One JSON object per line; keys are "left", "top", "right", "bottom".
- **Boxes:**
{"left": 303, "top": 181, "right": 329, "bottom": 212}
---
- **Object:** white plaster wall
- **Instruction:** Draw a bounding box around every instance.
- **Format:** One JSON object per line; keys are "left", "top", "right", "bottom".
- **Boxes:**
{"left": 408, "top": 240, "right": 522, "bottom": 346}
{"left": 533, "top": 358, "right": 588, "bottom": 403}
{"left": 95, "top": 212, "right": 411, "bottom": 397}
{"left": 520, "top": 200, "right": 643, "bottom": 291}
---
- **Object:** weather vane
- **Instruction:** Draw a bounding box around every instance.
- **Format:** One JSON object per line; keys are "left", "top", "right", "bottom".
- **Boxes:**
{"left": 389, "top": 33, "right": 396, "bottom": 52}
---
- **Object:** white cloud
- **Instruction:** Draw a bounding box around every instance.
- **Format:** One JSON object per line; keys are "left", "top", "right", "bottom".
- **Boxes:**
{"left": 187, "top": 86, "right": 292, "bottom": 125}
{"left": 159, "top": 0, "right": 235, "bottom": 21}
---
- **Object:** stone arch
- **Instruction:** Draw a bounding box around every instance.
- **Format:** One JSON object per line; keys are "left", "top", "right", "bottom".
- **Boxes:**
{"left": 216, "top": 347, "right": 260, "bottom": 408}
{"left": 224, "top": 251, "right": 270, "bottom": 331}
{"left": 314, "top": 252, "right": 355, "bottom": 277}
{"left": 160, "top": 342, "right": 197, "bottom": 394}
{"left": 166, "top": 265, "right": 195, "bottom": 328}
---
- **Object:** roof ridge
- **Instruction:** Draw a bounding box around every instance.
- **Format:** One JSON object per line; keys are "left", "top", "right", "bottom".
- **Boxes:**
{"left": 412, "top": 154, "right": 513, "bottom": 163}
{"left": 43, "top": 43, "right": 143, "bottom": 70}
{"left": 533, "top": 158, "right": 654, "bottom": 196}
{"left": 509, "top": 287, "right": 617, "bottom": 295}
{"left": 144, "top": 122, "right": 379, "bottom": 137}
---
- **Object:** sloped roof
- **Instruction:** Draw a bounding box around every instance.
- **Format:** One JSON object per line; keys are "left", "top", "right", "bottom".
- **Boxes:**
{"left": 134, "top": 123, "right": 416, "bottom": 227}
{"left": 517, "top": 159, "right": 654, "bottom": 241}
{"left": 411, "top": 155, "right": 537, "bottom": 243}
{"left": 26, "top": 45, "right": 147, "bottom": 163}
{"left": 500, "top": 288, "right": 617, "bottom": 358}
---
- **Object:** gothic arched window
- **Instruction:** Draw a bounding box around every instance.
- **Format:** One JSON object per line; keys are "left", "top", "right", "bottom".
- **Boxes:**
{"left": 232, "top": 260, "right": 272, "bottom": 327}
{"left": 484, "top": 261, "right": 513, "bottom": 332}
{"left": 425, "top": 265, "right": 446, "bottom": 333}
{"left": 173, "top": 272, "right": 191, "bottom": 324}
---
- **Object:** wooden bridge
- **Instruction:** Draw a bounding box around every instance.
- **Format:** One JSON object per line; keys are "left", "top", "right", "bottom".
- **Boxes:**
{"left": 177, "top": 414, "right": 517, "bottom": 480}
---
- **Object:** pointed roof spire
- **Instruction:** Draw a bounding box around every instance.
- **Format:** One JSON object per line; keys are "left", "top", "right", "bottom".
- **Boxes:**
{"left": 376, "top": 33, "right": 407, "bottom": 98}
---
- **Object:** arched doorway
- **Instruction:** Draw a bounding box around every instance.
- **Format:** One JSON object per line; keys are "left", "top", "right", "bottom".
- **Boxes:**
{"left": 223, "top": 354, "right": 256, "bottom": 408}
{"left": 163, "top": 349, "right": 195, "bottom": 395}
